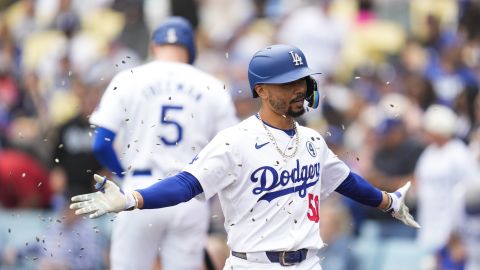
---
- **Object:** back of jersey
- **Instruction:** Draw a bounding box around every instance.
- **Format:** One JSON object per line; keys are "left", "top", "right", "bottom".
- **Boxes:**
{"left": 89, "top": 61, "right": 238, "bottom": 178}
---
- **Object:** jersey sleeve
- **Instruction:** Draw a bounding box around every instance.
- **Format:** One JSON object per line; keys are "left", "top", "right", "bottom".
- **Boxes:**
{"left": 183, "top": 129, "right": 239, "bottom": 200}
{"left": 319, "top": 137, "right": 350, "bottom": 200}
{"left": 453, "top": 142, "right": 479, "bottom": 184}
{"left": 89, "top": 72, "right": 130, "bottom": 132}
{"left": 451, "top": 183, "right": 466, "bottom": 231}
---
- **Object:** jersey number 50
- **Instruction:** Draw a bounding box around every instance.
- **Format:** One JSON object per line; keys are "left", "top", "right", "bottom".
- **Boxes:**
{"left": 307, "top": 193, "right": 319, "bottom": 223}
{"left": 160, "top": 105, "right": 184, "bottom": 146}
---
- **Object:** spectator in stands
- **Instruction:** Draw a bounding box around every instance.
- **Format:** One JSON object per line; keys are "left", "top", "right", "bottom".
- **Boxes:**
{"left": 49, "top": 77, "right": 105, "bottom": 210}
{"left": 358, "top": 117, "right": 422, "bottom": 237}
{"left": 370, "top": 117, "right": 424, "bottom": 191}
{"left": 0, "top": 147, "right": 52, "bottom": 209}
{"left": 276, "top": 0, "right": 346, "bottom": 79}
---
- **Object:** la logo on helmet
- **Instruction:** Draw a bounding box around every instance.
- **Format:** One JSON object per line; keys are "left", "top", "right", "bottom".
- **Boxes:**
{"left": 289, "top": 51, "right": 303, "bottom": 66}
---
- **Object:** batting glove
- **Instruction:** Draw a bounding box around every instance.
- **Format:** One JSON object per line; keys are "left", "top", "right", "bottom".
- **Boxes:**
{"left": 70, "top": 174, "right": 138, "bottom": 218}
{"left": 385, "top": 181, "right": 421, "bottom": 229}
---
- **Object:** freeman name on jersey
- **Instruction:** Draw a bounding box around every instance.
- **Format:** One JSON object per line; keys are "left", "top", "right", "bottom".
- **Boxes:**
{"left": 141, "top": 79, "right": 203, "bottom": 102}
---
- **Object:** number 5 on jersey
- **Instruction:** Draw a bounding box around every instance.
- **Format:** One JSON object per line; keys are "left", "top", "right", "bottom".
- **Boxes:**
{"left": 307, "top": 193, "right": 319, "bottom": 223}
{"left": 160, "top": 105, "right": 183, "bottom": 146}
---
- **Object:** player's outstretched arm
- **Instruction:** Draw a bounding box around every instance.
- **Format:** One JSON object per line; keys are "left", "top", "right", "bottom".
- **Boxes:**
{"left": 379, "top": 181, "right": 421, "bottom": 228}
{"left": 70, "top": 174, "right": 139, "bottom": 218}
{"left": 335, "top": 172, "right": 420, "bottom": 229}
{"left": 70, "top": 172, "right": 203, "bottom": 218}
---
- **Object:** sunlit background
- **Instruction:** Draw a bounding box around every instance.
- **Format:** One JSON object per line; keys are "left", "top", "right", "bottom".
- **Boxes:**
{"left": 0, "top": 0, "right": 479, "bottom": 269}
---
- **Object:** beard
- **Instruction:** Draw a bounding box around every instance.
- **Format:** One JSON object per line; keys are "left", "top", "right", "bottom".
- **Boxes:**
{"left": 287, "top": 106, "right": 305, "bottom": 117}
{"left": 268, "top": 98, "right": 306, "bottom": 118}
{"left": 268, "top": 92, "right": 306, "bottom": 118}
{"left": 287, "top": 94, "right": 306, "bottom": 117}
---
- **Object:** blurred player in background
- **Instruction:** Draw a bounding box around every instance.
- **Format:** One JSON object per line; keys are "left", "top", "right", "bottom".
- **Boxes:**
{"left": 72, "top": 44, "right": 419, "bottom": 269}
{"left": 415, "top": 105, "right": 478, "bottom": 252}
{"left": 451, "top": 180, "right": 480, "bottom": 270}
{"left": 88, "top": 16, "right": 237, "bottom": 270}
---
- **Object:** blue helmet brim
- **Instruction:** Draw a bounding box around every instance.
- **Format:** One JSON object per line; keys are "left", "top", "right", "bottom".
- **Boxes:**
{"left": 251, "top": 67, "right": 321, "bottom": 97}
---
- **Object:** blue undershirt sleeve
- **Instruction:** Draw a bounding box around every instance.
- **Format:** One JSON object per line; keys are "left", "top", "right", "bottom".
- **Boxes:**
{"left": 335, "top": 171, "right": 383, "bottom": 207}
{"left": 137, "top": 171, "right": 204, "bottom": 209}
{"left": 92, "top": 127, "right": 125, "bottom": 178}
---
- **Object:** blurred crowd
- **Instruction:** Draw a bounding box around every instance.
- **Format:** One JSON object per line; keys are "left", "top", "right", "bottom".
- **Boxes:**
{"left": 0, "top": 0, "right": 479, "bottom": 270}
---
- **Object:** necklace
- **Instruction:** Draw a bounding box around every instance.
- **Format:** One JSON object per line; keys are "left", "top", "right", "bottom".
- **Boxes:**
{"left": 257, "top": 113, "right": 300, "bottom": 159}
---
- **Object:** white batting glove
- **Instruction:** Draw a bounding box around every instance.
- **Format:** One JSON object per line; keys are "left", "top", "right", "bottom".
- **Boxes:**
{"left": 70, "top": 174, "right": 137, "bottom": 218}
{"left": 385, "top": 181, "right": 421, "bottom": 229}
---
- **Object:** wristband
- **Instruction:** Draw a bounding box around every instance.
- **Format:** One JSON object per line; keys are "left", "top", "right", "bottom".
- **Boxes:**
{"left": 381, "top": 191, "right": 393, "bottom": 212}
{"left": 125, "top": 191, "right": 138, "bottom": 211}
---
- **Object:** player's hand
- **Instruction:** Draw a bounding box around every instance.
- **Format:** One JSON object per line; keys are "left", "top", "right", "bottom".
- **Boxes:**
{"left": 70, "top": 174, "right": 137, "bottom": 218}
{"left": 387, "top": 181, "right": 421, "bottom": 229}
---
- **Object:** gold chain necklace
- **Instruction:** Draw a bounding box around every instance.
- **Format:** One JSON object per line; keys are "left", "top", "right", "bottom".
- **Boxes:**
{"left": 257, "top": 113, "right": 300, "bottom": 159}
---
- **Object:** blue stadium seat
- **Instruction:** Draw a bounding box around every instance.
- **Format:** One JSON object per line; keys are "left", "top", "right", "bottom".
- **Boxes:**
{"left": 0, "top": 209, "right": 54, "bottom": 270}
{"left": 377, "top": 238, "right": 431, "bottom": 270}
{"left": 353, "top": 221, "right": 382, "bottom": 270}
{"left": 0, "top": 208, "right": 113, "bottom": 270}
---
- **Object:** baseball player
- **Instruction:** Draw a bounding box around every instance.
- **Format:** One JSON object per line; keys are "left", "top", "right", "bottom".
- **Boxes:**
{"left": 88, "top": 17, "right": 237, "bottom": 270}
{"left": 72, "top": 44, "right": 420, "bottom": 269}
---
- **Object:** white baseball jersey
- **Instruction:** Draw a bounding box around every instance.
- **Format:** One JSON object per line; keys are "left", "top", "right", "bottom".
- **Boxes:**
{"left": 90, "top": 60, "right": 237, "bottom": 178}
{"left": 415, "top": 139, "right": 479, "bottom": 250}
{"left": 451, "top": 182, "right": 480, "bottom": 270}
{"left": 89, "top": 60, "right": 238, "bottom": 270}
{"left": 184, "top": 115, "right": 350, "bottom": 252}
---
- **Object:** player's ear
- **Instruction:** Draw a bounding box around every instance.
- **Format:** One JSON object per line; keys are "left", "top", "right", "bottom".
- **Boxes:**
{"left": 150, "top": 43, "right": 159, "bottom": 57}
{"left": 255, "top": 84, "right": 267, "bottom": 99}
{"left": 149, "top": 43, "right": 154, "bottom": 56}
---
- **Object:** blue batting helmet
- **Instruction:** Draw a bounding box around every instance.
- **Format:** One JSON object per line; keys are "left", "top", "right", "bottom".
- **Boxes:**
{"left": 248, "top": 44, "right": 321, "bottom": 108}
{"left": 151, "top": 17, "right": 196, "bottom": 64}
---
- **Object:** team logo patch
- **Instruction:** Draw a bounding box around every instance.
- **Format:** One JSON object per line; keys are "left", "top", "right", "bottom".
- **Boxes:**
{"left": 306, "top": 141, "right": 317, "bottom": 157}
{"left": 250, "top": 159, "right": 320, "bottom": 202}
{"left": 167, "top": 28, "right": 178, "bottom": 43}
{"left": 289, "top": 51, "right": 303, "bottom": 66}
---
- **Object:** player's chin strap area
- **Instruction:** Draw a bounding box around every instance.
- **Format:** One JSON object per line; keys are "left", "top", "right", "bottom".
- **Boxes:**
{"left": 231, "top": 249, "right": 317, "bottom": 266}
{"left": 305, "top": 76, "right": 319, "bottom": 109}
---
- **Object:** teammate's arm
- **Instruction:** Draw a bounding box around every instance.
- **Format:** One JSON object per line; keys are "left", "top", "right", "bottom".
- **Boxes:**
{"left": 335, "top": 171, "right": 420, "bottom": 228}
{"left": 92, "top": 127, "right": 125, "bottom": 178}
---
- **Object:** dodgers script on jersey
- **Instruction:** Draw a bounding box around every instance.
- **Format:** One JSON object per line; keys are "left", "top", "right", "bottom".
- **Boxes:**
{"left": 184, "top": 115, "right": 350, "bottom": 252}
{"left": 89, "top": 61, "right": 236, "bottom": 180}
